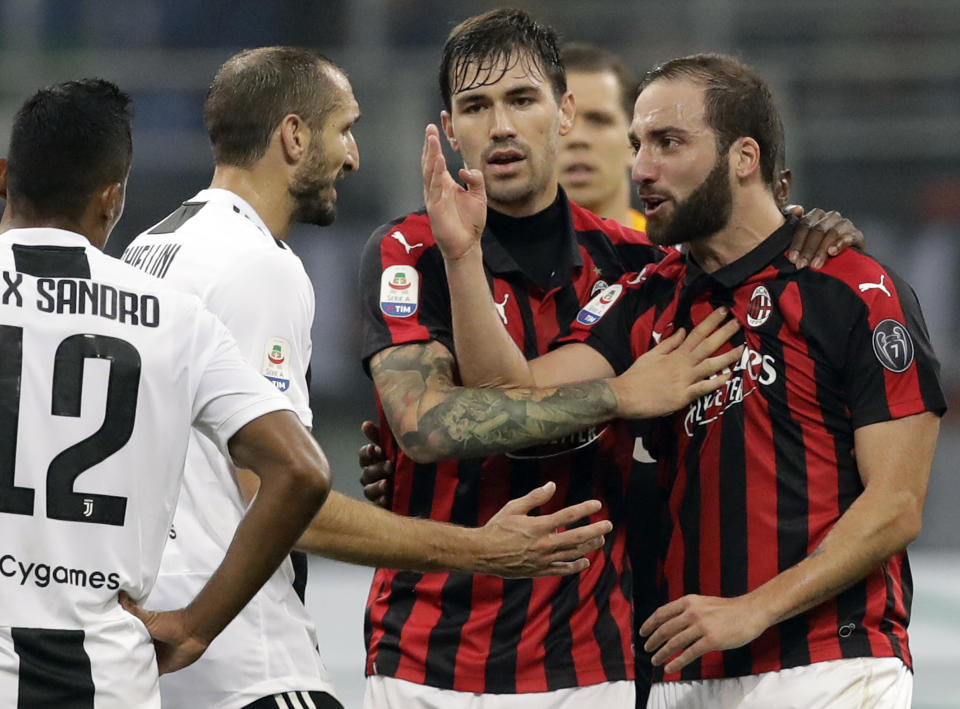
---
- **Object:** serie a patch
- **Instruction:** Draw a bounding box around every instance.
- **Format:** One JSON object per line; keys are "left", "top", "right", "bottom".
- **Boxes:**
{"left": 380, "top": 265, "right": 419, "bottom": 318}
{"left": 262, "top": 336, "right": 291, "bottom": 391}
{"left": 576, "top": 284, "right": 623, "bottom": 326}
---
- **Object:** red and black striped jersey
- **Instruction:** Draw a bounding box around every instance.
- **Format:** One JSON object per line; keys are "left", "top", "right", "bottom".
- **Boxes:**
{"left": 358, "top": 193, "right": 663, "bottom": 693}
{"left": 564, "top": 217, "right": 946, "bottom": 682}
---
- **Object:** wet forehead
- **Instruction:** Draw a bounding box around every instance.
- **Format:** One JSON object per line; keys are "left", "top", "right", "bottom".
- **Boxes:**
{"left": 631, "top": 77, "right": 708, "bottom": 136}
{"left": 452, "top": 50, "right": 551, "bottom": 99}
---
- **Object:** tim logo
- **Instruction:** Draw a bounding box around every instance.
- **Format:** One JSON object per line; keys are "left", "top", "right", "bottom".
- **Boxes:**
{"left": 82, "top": 498, "right": 94, "bottom": 518}
{"left": 746, "top": 285, "right": 773, "bottom": 327}
{"left": 872, "top": 319, "right": 915, "bottom": 373}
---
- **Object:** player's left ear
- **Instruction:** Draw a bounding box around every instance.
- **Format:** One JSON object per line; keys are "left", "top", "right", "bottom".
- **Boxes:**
{"left": 278, "top": 113, "right": 308, "bottom": 165}
{"left": 0, "top": 157, "right": 7, "bottom": 200}
{"left": 100, "top": 180, "right": 126, "bottom": 227}
{"left": 558, "top": 91, "right": 575, "bottom": 136}
{"left": 733, "top": 137, "right": 761, "bottom": 181}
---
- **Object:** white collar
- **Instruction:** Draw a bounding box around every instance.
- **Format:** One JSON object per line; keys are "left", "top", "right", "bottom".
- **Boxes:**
{"left": 0, "top": 227, "right": 93, "bottom": 248}
{"left": 190, "top": 188, "right": 274, "bottom": 241}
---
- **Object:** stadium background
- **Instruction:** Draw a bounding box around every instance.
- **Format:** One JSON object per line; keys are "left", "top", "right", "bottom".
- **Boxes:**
{"left": 0, "top": 1, "right": 956, "bottom": 706}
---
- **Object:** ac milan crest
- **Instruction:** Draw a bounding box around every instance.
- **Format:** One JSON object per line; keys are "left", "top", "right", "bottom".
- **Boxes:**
{"left": 746, "top": 285, "right": 773, "bottom": 327}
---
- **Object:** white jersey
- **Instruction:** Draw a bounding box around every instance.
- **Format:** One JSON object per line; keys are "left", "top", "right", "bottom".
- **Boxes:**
{"left": 0, "top": 227, "right": 292, "bottom": 708}
{"left": 122, "top": 188, "right": 335, "bottom": 708}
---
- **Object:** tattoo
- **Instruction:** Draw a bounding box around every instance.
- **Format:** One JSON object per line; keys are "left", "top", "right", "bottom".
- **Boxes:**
{"left": 371, "top": 341, "right": 617, "bottom": 460}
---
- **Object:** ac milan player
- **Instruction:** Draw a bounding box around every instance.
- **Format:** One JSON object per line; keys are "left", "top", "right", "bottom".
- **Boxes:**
{"left": 422, "top": 53, "right": 944, "bottom": 708}
{"left": 359, "top": 10, "right": 866, "bottom": 709}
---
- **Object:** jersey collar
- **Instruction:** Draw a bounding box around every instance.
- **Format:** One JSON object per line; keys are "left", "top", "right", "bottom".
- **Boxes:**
{"left": 683, "top": 214, "right": 797, "bottom": 288}
{"left": 0, "top": 227, "right": 92, "bottom": 249}
{"left": 479, "top": 186, "right": 583, "bottom": 281}
{"left": 191, "top": 188, "right": 274, "bottom": 241}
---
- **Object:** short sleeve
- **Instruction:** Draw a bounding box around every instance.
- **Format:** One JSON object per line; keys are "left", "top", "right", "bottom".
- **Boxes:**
{"left": 555, "top": 276, "right": 645, "bottom": 376}
{"left": 203, "top": 248, "right": 314, "bottom": 428}
{"left": 189, "top": 306, "right": 294, "bottom": 459}
{"left": 841, "top": 266, "right": 946, "bottom": 428}
{"left": 358, "top": 215, "right": 455, "bottom": 374}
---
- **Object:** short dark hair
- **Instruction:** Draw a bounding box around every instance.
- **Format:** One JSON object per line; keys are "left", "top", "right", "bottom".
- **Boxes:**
{"left": 204, "top": 46, "right": 342, "bottom": 168}
{"left": 638, "top": 53, "right": 785, "bottom": 189}
{"left": 439, "top": 8, "right": 566, "bottom": 112}
{"left": 561, "top": 42, "right": 638, "bottom": 120}
{"left": 6, "top": 79, "right": 132, "bottom": 220}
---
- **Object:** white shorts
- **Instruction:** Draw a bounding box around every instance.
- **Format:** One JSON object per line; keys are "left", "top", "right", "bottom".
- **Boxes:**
{"left": 363, "top": 676, "right": 635, "bottom": 709}
{"left": 646, "top": 657, "right": 911, "bottom": 709}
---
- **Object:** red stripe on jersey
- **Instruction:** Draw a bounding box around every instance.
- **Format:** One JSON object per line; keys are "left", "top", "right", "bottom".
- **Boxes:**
{"left": 452, "top": 575, "right": 503, "bottom": 692}
{"left": 364, "top": 570, "right": 394, "bottom": 675}
{"left": 377, "top": 215, "right": 434, "bottom": 346}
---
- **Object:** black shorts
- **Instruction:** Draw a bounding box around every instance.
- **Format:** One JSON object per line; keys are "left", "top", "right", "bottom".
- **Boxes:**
{"left": 243, "top": 690, "right": 343, "bottom": 709}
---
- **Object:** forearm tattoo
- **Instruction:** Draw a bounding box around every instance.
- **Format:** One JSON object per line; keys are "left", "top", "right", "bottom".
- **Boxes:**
{"left": 371, "top": 342, "right": 617, "bottom": 460}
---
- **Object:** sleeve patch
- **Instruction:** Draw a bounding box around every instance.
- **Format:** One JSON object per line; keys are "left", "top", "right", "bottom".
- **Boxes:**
{"left": 872, "top": 318, "right": 915, "bottom": 372}
{"left": 576, "top": 284, "right": 623, "bottom": 326}
{"left": 262, "top": 336, "right": 292, "bottom": 391}
{"left": 380, "top": 265, "right": 420, "bottom": 318}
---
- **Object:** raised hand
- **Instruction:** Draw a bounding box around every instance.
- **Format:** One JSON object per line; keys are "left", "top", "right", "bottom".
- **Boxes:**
{"left": 119, "top": 592, "right": 209, "bottom": 675}
{"left": 608, "top": 307, "right": 744, "bottom": 419}
{"left": 474, "top": 481, "right": 613, "bottom": 578}
{"left": 421, "top": 123, "right": 487, "bottom": 262}
{"left": 785, "top": 206, "right": 865, "bottom": 269}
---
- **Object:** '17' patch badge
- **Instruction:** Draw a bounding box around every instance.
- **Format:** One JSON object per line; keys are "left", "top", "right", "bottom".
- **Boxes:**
{"left": 872, "top": 318, "right": 915, "bottom": 372}
{"left": 576, "top": 284, "right": 623, "bottom": 326}
{"left": 262, "top": 336, "right": 291, "bottom": 391}
{"left": 380, "top": 265, "right": 419, "bottom": 318}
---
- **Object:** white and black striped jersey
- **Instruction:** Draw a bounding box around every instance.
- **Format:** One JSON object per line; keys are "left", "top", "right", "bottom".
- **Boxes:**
{"left": 0, "top": 227, "right": 293, "bottom": 708}
{"left": 123, "top": 189, "right": 337, "bottom": 708}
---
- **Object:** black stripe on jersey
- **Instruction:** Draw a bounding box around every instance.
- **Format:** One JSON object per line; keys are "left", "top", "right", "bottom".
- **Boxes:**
{"left": 678, "top": 425, "right": 706, "bottom": 681}
{"left": 484, "top": 457, "right": 542, "bottom": 692}
{"left": 423, "top": 458, "right": 483, "bottom": 689}
{"left": 485, "top": 578, "right": 531, "bottom": 693}
{"left": 12, "top": 627, "right": 94, "bottom": 708}
{"left": 12, "top": 244, "right": 90, "bottom": 279}
{"left": 718, "top": 380, "right": 752, "bottom": 677}
{"left": 764, "top": 324, "right": 811, "bottom": 668}
{"left": 879, "top": 561, "right": 905, "bottom": 661}
{"left": 147, "top": 201, "right": 205, "bottom": 235}
{"left": 290, "top": 550, "right": 308, "bottom": 604}
{"left": 374, "top": 460, "right": 437, "bottom": 676}
{"left": 511, "top": 285, "right": 539, "bottom": 359}
{"left": 551, "top": 281, "right": 581, "bottom": 339}
{"left": 587, "top": 437, "right": 628, "bottom": 682}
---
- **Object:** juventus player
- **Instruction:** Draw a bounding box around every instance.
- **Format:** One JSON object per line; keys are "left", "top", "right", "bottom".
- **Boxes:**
{"left": 122, "top": 47, "right": 613, "bottom": 709}
{"left": 0, "top": 80, "right": 330, "bottom": 707}
{"left": 423, "top": 53, "right": 944, "bottom": 708}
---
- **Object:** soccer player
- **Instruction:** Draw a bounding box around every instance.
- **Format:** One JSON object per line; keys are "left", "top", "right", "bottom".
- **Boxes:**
{"left": 422, "top": 53, "right": 945, "bottom": 708}
{"left": 559, "top": 42, "right": 647, "bottom": 231}
{"left": 121, "top": 46, "right": 614, "bottom": 709}
{"left": 0, "top": 79, "right": 330, "bottom": 707}
{"left": 358, "top": 9, "right": 866, "bottom": 708}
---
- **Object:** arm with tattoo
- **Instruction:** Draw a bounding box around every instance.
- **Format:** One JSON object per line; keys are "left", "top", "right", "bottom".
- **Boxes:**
{"left": 371, "top": 341, "right": 618, "bottom": 463}
{"left": 370, "top": 309, "right": 743, "bottom": 464}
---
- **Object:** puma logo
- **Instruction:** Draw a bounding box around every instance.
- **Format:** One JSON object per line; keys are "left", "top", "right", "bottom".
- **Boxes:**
{"left": 389, "top": 230, "right": 424, "bottom": 254}
{"left": 494, "top": 293, "right": 510, "bottom": 325}
{"left": 858, "top": 274, "right": 891, "bottom": 297}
